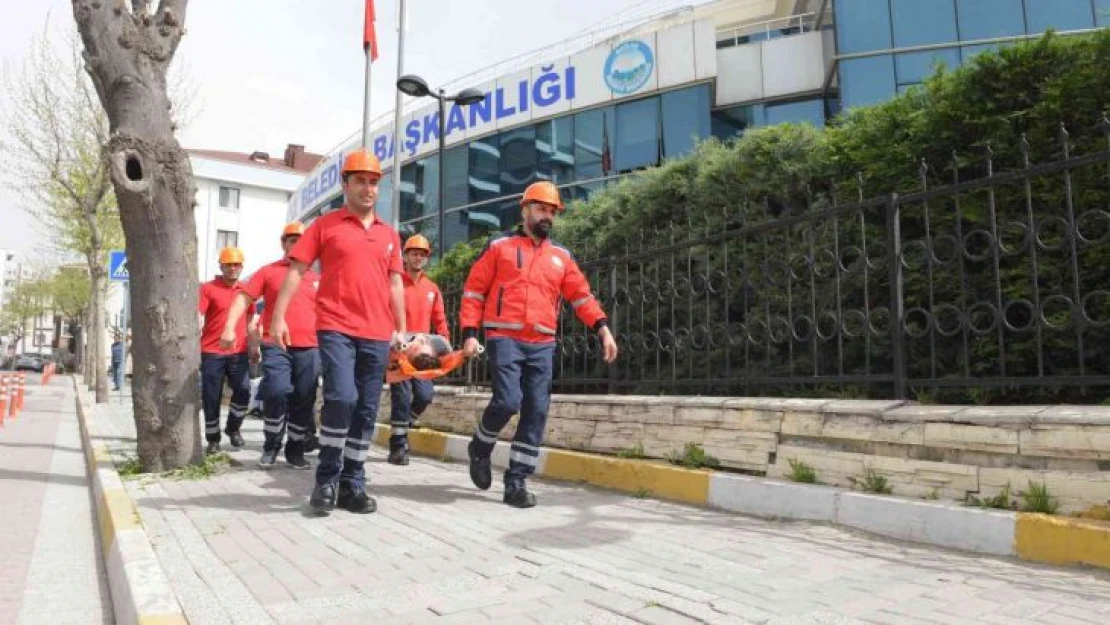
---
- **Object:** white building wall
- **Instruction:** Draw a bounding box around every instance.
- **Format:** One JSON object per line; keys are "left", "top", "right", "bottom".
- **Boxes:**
{"left": 106, "top": 155, "right": 301, "bottom": 338}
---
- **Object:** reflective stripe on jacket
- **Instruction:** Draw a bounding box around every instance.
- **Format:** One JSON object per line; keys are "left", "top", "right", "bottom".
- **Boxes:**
{"left": 459, "top": 229, "right": 607, "bottom": 343}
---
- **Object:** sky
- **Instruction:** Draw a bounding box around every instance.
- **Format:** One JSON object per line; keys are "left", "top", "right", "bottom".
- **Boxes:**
{"left": 0, "top": 0, "right": 705, "bottom": 260}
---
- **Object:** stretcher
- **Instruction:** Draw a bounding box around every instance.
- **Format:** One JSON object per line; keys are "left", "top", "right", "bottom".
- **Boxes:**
{"left": 385, "top": 334, "right": 483, "bottom": 384}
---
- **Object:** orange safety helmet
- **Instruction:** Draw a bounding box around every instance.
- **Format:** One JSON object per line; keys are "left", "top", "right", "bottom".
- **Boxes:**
{"left": 341, "top": 149, "right": 382, "bottom": 178}
{"left": 218, "top": 247, "right": 244, "bottom": 265}
{"left": 281, "top": 222, "right": 305, "bottom": 238}
{"left": 403, "top": 234, "right": 432, "bottom": 254}
{"left": 520, "top": 181, "right": 564, "bottom": 211}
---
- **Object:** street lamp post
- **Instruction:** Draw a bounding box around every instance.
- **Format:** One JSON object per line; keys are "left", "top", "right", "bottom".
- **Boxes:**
{"left": 395, "top": 74, "right": 484, "bottom": 257}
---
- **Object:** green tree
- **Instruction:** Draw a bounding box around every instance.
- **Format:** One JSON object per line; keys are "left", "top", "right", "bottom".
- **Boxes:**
{"left": 0, "top": 26, "right": 123, "bottom": 402}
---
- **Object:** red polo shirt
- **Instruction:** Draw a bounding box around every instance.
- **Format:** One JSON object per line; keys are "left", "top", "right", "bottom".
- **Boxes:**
{"left": 403, "top": 272, "right": 449, "bottom": 339}
{"left": 289, "top": 207, "right": 403, "bottom": 341}
{"left": 198, "top": 278, "right": 249, "bottom": 354}
{"left": 243, "top": 259, "right": 320, "bottom": 348}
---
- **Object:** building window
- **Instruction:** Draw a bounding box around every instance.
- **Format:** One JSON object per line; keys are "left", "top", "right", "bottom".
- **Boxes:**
{"left": 895, "top": 48, "right": 961, "bottom": 86}
{"left": 1024, "top": 0, "right": 1095, "bottom": 32}
{"left": 400, "top": 155, "right": 438, "bottom": 222}
{"left": 661, "top": 84, "right": 711, "bottom": 160}
{"left": 764, "top": 98, "right": 826, "bottom": 127}
{"left": 443, "top": 144, "right": 469, "bottom": 211}
{"left": 216, "top": 229, "right": 238, "bottom": 250}
{"left": 840, "top": 55, "right": 897, "bottom": 110}
{"left": 711, "top": 104, "right": 764, "bottom": 141}
{"left": 890, "top": 0, "right": 958, "bottom": 47}
{"left": 218, "top": 186, "right": 240, "bottom": 210}
{"left": 956, "top": 0, "right": 1025, "bottom": 40}
{"left": 499, "top": 125, "right": 537, "bottom": 197}
{"left": 574, "top": 106, "right": 616, "bottom": 180}
{"left": 835, "top": 0, "right": 893, "bottom": 54}
{"left": 375, "top": 173, "right": 393, "bottom": 223}
{"left": 614, "top": 97, "right": 660, "bottom": 173}
{"left": 469, "top": 133, "right": 502, "bottom": 204}
{"left": 536, "top": 116, "right": 575, "bottom": 185}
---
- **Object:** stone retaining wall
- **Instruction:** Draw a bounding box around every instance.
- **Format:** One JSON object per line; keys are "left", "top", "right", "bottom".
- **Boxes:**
{"left": 379, "top": 387, "right": 1110, "bottom": 514}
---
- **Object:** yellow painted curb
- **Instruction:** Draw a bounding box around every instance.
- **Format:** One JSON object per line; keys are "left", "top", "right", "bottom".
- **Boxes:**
{"left": 542, "top": 449, "right": 711, "bottom": 505}
{"left": 138, "top": 615, "right": 190, "bottom": 625}
{"left": 408, "top": 429, "right": 448, "bottom": 458}
{"left": 1016, "top": 513, "right": 1110, "bottom": 568}
{"left": 98, "top": 488, "right": 142, "bottom": 553}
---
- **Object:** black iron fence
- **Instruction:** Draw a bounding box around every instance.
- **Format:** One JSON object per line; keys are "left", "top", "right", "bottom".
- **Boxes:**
{"left": 438, "top": 120, "right": 1110, "bottom": 402}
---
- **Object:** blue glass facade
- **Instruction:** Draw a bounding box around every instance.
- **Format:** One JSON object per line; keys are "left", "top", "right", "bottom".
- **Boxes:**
{"left": 393, "top": 83, "right": 717, "bottom": 248}
{"left": 836, "top": 0, "right": 1105, "bottom": 109}
{"left": 297, "top": 0, "right": 1107, "bottom": 256}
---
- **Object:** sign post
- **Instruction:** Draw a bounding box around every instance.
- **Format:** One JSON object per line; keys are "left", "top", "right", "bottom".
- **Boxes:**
{"left": 108, "top": 251, "right": 129, "bottom": 402}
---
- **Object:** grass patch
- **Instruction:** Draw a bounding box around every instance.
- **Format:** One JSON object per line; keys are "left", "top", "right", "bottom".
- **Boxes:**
{"left": 116, "top": 456, "right": 142, "bottom": 479}
{"left": 965, "top": 483, "right": 1016, "bottom": 510}
{"left": 787, "top": 459, "right": 817, "bottom": 484}
{"left": 1018, "top": 481, "right": 1059, "bottom": 514}
{"left": 665, "top": 442, "right": 720, "bottom": 470}
{"left": 633, "top": 488, "right": 651, "bottom": 499}
{"left": 849, "top": 467, "right": 892, "bottom": 494}
{"left": 163, "top": 452, "right": 232, "bottom": 481}
{"left": 617, "top": 442, "right": 646, "bottom": 459}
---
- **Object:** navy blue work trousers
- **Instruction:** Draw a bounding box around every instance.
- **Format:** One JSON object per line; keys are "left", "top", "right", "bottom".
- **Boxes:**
{"left": 388, "top": 379, "right": 434, "bottom": 451}
{"left": 200, "top": 352, "right": 251, "bottom": 443}
{"left": 260, "top": 345, "right": 320, "bottom": 454}
{"left": 316, "top": 330, "right": 389, "bottom": 490}
{"left": 469, "top": 338, "right": 556, "bottom": 484}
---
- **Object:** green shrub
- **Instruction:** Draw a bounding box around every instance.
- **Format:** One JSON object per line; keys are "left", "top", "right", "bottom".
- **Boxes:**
{"left": 665, "top": 442, "right": 720, "bottom": 469}
{"left": 787, "top": 459, "right": 818, "bottom": 484}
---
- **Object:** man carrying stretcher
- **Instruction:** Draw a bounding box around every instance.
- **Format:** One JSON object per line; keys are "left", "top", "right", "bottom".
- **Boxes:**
{"left": 387, "top": 234, "right": 450, "bottom": 465}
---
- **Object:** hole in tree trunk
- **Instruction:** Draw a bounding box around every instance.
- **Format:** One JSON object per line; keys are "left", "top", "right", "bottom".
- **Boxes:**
{"left": 126, "top": 156, "right": 144, "bottom": 181}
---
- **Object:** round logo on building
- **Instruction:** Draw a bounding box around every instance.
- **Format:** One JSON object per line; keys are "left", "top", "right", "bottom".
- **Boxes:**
{"left": 604, "top": 40, "right": 654, "bottom": 95}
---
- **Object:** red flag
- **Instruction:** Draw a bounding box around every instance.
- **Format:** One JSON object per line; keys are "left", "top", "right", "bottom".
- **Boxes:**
{"left": 363, "top": 0, "right": 379, "bottom": 61}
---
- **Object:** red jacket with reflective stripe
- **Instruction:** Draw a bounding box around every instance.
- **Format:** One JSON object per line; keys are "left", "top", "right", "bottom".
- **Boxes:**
{"left": 460, "top": 230, "right": 607, "bottom": 343}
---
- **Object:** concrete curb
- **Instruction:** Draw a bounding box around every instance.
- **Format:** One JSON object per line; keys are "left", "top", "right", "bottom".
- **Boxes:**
{"left": 374, "top": 423, "right": 1110, "bottom": 569}
{"left": 73, "top": 377, "right": 189, "bottom": 625}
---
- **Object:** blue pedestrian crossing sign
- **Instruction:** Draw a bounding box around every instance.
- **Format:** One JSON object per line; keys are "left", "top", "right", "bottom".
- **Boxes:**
{"left": 108, "top": 250, "right": 129, "bottom": 282}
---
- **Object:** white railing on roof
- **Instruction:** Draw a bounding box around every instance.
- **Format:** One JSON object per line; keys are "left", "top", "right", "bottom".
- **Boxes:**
{"left": 715, "top": 12, "right": 817, "bottom": 44}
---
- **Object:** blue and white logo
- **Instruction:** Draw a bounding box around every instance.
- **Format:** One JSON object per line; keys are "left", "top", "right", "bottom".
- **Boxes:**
{"left": 108, "top": 250, "right": 129, "bottom": 282}
{"left": 604, "top": 40, "right": 654, "bottom": 95}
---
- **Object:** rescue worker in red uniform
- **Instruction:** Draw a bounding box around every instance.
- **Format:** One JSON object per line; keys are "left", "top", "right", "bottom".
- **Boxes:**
{"left": 198, "top": 247, "right": 252, "bottom": 454}
{"left": 388, "top": 234, "right": 450, "bottom": 466}
{"left": 270, "top": 149, "right": 406, "bottom": 516}
{"left": 460, "top": 181, "right": 619, "bottom": 508}
{"left": 220, "top": 222, "right": 320, "bottom": 470}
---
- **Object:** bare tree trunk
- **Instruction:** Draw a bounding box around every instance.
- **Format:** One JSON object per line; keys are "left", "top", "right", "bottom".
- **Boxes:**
{"left": 84, "top": 299, "right": 94, "bottom": 387}
{"left": 73, "top": 0, "right": 201, "bottom": 470}
{"left": 92, "top": 275, "right": 109, "bottom": 403}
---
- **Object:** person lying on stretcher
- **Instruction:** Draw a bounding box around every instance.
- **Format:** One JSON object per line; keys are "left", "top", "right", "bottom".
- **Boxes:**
{"left": 386, "top": 333, "right": 482, "bottom": 383}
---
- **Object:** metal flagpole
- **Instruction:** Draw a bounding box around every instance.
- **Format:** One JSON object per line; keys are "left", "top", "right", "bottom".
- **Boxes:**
{"left": 361, "top": 0, "right": 376, "bottom": 149}
{"left": 361, "top": 46, "right": 373, "bottom": 149}
{"left": 389, "top": 0, "right": 408, "bottom": 229}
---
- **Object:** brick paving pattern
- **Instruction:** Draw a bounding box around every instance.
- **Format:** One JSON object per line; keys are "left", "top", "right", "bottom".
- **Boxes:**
{"left": 0, "top": 375, "right": 113, "bottom": 625}
{"left": 96, "top": 398, "right": 1110, "bottom": 625}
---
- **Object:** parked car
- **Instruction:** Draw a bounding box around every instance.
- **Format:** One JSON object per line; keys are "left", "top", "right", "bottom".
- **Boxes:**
{"left": 14, "top": 354, "right": 45, "bottom": 372}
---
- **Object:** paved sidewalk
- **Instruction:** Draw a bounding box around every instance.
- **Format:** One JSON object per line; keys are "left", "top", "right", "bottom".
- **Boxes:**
{"left": 0, "top": 374, "right": 114, "bottom": 625}
{"left": 95, "top": 398, "right": 1110, "bottom": 625}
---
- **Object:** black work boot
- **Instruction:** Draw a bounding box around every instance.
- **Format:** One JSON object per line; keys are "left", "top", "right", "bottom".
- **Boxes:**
{"left": 468, "top": 440, "right": 492, "bottom": 491}
{"left": 285, "top": 441, "right": 310, "bottom": 470}
{"left": 503, "top": 478, "right": 537, "bottom": 508}
{"left": 258, "top": 448, "right": 278, "bottom": 468}
{"left": 337, "top": 483, "right": 377, "bottom": 514}
{"left": 308, "top": 483, "right": 337, "bottom": 515}
{"left": 205, "top": 440, "right": 221, "bottom": 455}
{"left": 226, "top": 430, "right": 245, "bottom": 448}
{"left": 388, "top": 447, "right": 409, "bottom": 466}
